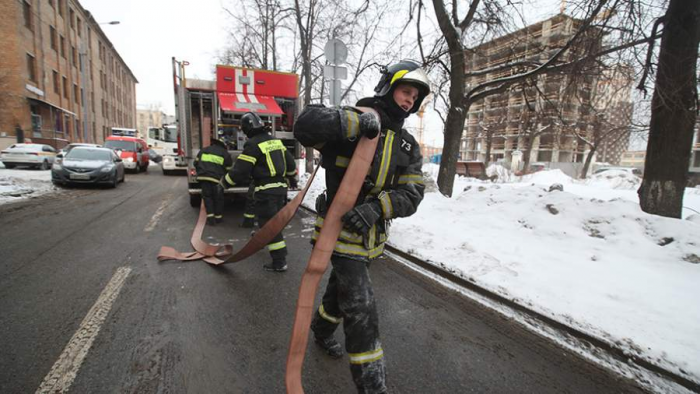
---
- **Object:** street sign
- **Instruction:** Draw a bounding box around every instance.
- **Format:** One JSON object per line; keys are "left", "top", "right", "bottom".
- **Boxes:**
{"left": 324, "top": 39, "right": 348, "bottom": 65}
{"left": 323, "top": 65, "right": 347, "bottom": 80}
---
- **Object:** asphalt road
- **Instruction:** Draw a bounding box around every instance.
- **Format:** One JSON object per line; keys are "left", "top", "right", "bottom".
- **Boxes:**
{"left": 0, "top": 167, "right": 648, "bottom": 393}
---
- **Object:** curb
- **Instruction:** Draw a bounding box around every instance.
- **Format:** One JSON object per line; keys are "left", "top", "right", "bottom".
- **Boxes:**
{"left": 383, "top": 245, "right": 700, "bottom": 393}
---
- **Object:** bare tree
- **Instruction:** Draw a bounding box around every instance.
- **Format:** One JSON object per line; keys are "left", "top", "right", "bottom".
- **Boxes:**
{"left": 423, "top": 0, "right": 664, "bottom": 196}
{"left": 637, "top": 0, "right": 700, "bottom": 218}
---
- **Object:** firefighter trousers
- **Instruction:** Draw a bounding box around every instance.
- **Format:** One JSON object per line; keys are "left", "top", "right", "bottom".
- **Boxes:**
{"left": 255, "top": 192, "right": 287, "bottom": 262}
{"left": 311, "top": 255, "right": 386, "bottom": 394}
{"left": 201, "top": 181, "right": 224, "bottom": 220}
{"left": 243, "top": 184, "right": 256, "bottom": 223}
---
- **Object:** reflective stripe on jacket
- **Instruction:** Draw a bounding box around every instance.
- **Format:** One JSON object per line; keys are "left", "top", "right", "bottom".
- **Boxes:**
{"left": 294, "top": 103, "right": 425, "bottom": 261}
{"left": 224, "top": 132, "right": 296, "bottom": 194}
{"left": 194, "top": 141, "right": 232, "bottom": 184}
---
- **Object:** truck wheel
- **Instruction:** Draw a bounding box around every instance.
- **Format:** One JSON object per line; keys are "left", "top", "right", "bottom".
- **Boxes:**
{"left": 189, "top": 194, "right": 201, "bottom": 208}
{"left": 40, "top": 160, "right": 49, "bottom": 170}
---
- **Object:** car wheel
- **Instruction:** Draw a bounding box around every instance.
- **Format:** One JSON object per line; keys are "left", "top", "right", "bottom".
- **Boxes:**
{"left": 40, "top": 160, "right": 49, "bottom": 170}
{"left": 189, "top": 194, "right": 201, "bottom": 208}
{"left": 110, "top": 174, "right": 118, "bottom": 188}
{"left": 120, "top": 172, "right": 125, "bottom": 183}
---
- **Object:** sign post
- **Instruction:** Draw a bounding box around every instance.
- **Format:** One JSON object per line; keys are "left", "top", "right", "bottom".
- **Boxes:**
{"left": 323, "top": 39, "right": 348, "bottom": 106}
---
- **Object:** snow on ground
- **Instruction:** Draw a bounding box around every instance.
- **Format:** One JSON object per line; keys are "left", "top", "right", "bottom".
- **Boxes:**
{"left": 0, "top": 162, "right": 57, "bottom": 204}
{"left": 300, "top": 164, "right": 700, "bottom": 384}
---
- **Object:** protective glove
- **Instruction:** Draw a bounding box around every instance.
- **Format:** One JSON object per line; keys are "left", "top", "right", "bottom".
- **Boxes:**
{"left": 287, "top": 176, "right": 298, "bottom": 190}
{"left": 342, "top": 202, "right": 383, "bottom": 235}
{"left": 358, "top": 112, "right": 380, "bottom": 139}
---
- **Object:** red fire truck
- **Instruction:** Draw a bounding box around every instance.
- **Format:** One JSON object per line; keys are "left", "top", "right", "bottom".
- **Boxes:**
{"left": 172, "top": 59, "right": 301, "bottom": 207}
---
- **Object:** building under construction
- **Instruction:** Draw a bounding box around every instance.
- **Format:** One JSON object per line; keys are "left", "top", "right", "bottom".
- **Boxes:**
{"left": 461, "top": 14, "right": 633, "bottom": 174}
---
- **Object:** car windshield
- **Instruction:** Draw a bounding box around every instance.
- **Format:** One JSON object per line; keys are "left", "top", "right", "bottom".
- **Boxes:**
{"left": 9, "top": 144, "right": 42, "bottom": 151}
{"left": 104, "top": 140, "right": 136, "bottom": 152}
{"left": 66, "top": 149, "right": 112, "bottom": 161}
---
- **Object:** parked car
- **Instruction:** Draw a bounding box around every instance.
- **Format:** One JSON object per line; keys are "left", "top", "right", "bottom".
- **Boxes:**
{"left": 58, "top": 143, "right": 101, "bottom": 157}
{"left": 52, "top": 147, "right": 125, "bottom": 188}
{"left": 0, "top": 143, "right": 57, "bottom": 170}
{"left": 104, "top": 136, "right": 149, "bottom": 173}
{"left": 594, "top": 166, "right": 642, "bottom": 176}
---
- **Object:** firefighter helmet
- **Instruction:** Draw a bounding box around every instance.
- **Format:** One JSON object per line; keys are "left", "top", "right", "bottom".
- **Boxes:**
{"left": 241, "top": 112, "right": 264, "bottom": 137}
{"left": 373, "top": 60, "right": 431, "bottom": 113}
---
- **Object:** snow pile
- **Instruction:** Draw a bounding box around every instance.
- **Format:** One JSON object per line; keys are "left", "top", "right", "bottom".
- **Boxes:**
{"left": 486, "top": 163, "right": 516, "bottom": 183}
{"left": 586, "top": 169, "right": 642, "bottom": 190}
{"left": 390, "top": 179, "right": 700, "bottom": 381}
{"left": 0, "top": 167, "right": 56, "bottom": 203}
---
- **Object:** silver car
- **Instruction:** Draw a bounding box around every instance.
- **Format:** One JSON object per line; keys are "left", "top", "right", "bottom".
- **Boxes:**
{"left": 51, "top": 147, "right": 125, "bottom": 188}
{"left": 0, "top": 143, "right": 57, "bottom": 170}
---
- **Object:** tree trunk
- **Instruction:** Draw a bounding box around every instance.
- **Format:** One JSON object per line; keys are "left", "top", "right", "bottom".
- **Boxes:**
{"left": 580, "top": 146, "right": 596, "bottom": 179}
{"left": 638, "top": 0, "right": 700, "bottom": 218}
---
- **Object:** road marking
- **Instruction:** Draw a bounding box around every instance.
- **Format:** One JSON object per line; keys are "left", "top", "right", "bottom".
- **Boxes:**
{"left": 36, "top": 267, "right": 132, "bottom": 394}
{"left": 145, "top": 198, "right": 170, "bottom": 232}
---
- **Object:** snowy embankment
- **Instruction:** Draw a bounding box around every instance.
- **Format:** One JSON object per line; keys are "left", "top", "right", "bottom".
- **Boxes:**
{"left": 299, "top": 164, "right": 700, "bottom": 385}
{"left": 0, "top": 162, "right": 56, "bottom": 204}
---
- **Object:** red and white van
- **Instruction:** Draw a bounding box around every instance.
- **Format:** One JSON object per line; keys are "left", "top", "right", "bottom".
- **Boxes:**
{"left": 104, "top": 136, "right": 150, "bottom": 172}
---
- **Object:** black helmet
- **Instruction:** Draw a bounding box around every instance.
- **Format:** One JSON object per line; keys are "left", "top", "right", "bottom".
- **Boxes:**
{"left": 241, "top": 112, "right": 264, "bottom": 137}
{"left": 373, "top": 60, "right": 431, "bottom": 113}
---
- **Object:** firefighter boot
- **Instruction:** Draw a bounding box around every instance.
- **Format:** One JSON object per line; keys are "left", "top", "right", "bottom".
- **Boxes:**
{"left": 314, "top": 336, "right": 343, "bottom": 359}
{"left": 263, "top": 259, "right": 288, "bottom": 272}
{"left": 240, "top": 217, "right": 255, "bottom": 228}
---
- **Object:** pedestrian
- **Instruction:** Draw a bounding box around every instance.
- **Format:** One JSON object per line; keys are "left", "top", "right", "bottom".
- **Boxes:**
{"left": 293, "top": 60, "right": 431, "bottom": 393}
{"left": 220, "top": 112, "right": 297, "bottom": 272}
{"left": 194, "top": 137, "right": 232, "bottom": 226}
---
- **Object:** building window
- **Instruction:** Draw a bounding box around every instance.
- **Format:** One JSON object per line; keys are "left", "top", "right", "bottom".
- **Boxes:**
{"left": 26, "top": 54, "right": 37, "bottom": 82}
{"left": 60, "top": 36, "right": 66, "bottom": 58}
{"left": 80, "top": 88, "right": 84, "bottom": 106}
{"left": 77, "top": 18, "right": 82, "bottom": 36}
{"left": 48, "top": 0, "right": 54, "bottom": 7}
{"left": 88, "top": 28, "right": 92, "bottom": 50}
{"left": 50, "top": 26, "right": 57, "bottom": 51}
{"left": 74, "top": 84, "right": 79, "bottom": 103}
{"left": 58, "top": 0, "right": 63, "bottom": 16}
{"left": 69, "top": 8, "right": 75, "bottom": 28}
{"left": 23, "top": 1, "right": 33, "bottom": 31}
{"left": 694, "top": 152, "right": 700, "bottom": 168}
{"left": 53, "top": 71, "right": 60, "bottom": 93}
{"left": 63, "top": 76, "right": 69, "bottom": 98}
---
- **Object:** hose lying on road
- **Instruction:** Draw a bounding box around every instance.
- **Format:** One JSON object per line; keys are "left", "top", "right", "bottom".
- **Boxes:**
{"left": 157, "top": 164, "right": 319, "bottom": 265}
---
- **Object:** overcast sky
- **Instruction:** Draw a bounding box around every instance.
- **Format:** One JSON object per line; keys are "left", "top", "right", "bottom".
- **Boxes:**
{"left": 80, "top": 0, "right": 563, "bottom": 148}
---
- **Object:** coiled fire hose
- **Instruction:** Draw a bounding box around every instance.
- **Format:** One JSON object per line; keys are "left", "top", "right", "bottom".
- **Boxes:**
{"left": 156, "top": 108, "right": 380, "bottom": 394}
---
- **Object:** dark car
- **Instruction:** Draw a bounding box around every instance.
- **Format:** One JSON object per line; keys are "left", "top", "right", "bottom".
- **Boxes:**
{"left": 51, "top": 147, "right": 125, "bottom": 188}
{"left": 148, "top": 148, "right": 162, "bottom": 163}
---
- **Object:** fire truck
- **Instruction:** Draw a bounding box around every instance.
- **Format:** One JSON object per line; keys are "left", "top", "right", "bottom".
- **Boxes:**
{"left": 172, "top": 59, "right": 302, "bottom": 207}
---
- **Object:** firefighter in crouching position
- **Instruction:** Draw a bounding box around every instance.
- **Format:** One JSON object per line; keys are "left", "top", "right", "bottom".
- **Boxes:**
{"left": 195, "top": 137, "right": 233, "bottom": 226}
{"left": 293, "top": 60, "right": 430, "bottom": 393}
{"left": 220, "top": 112, "right": 297, "bottom": 272}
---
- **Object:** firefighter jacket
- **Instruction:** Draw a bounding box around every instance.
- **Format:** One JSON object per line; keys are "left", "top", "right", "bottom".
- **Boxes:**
{"left": 194, "top": 140, "right": 233, "bottom": 184}
{"left": 293, "top": 102, "right": 425, "bottom": 261}
{"left": 223, "top": 132, "right": 296, "bottom": 195}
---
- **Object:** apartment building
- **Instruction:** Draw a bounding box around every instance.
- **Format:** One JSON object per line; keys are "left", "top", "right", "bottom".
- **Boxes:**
{"left": 136, "top": 105, "right": 169, "bottom": 135}
{"left": 461, "top": 14, "right": 633, "bottom": 175}
{"left": 0, "top": 0, "right": 137, "bottom": 150}
{"left": 690, "top": 124, "right": 700, "bottom": 185}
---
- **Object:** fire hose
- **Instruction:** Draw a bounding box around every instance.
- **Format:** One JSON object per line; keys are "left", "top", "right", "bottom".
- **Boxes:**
{"left": 156, "top": 108, "right": 380, "bottom": 393}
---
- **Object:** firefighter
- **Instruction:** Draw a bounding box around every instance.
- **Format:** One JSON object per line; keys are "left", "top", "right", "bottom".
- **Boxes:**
{"left": 241, "top": 184, "right": 256, "bottom": 228}
{"left": 194, "top": 137, "right": 232, "bottom": 225}
{"left": 293, "top": 60, "right": 430, "bottom": 393}
{"left": 220, "top": 112, "right": 297, "bottom": 272}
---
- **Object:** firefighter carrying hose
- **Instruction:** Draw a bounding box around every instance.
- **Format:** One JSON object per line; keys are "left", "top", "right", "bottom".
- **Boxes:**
{"left": 219, "top": 112, "right": 297, "bottom": 272}
{"left": 293, "top": 60, "right": 430, "bottom": 393}
{"left": 194, "top": 137, "right": 232, "bottom": 226}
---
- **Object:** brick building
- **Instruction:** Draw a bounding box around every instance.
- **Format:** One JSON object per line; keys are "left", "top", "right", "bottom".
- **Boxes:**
{"left": 136, "top": 105, "right": 168, "bottom": 136}
{"left": 461, "top": 14, "right": 633, "bottom": 175}
{"left": 0, "top": 0, "right": 137, "bottom": 150}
